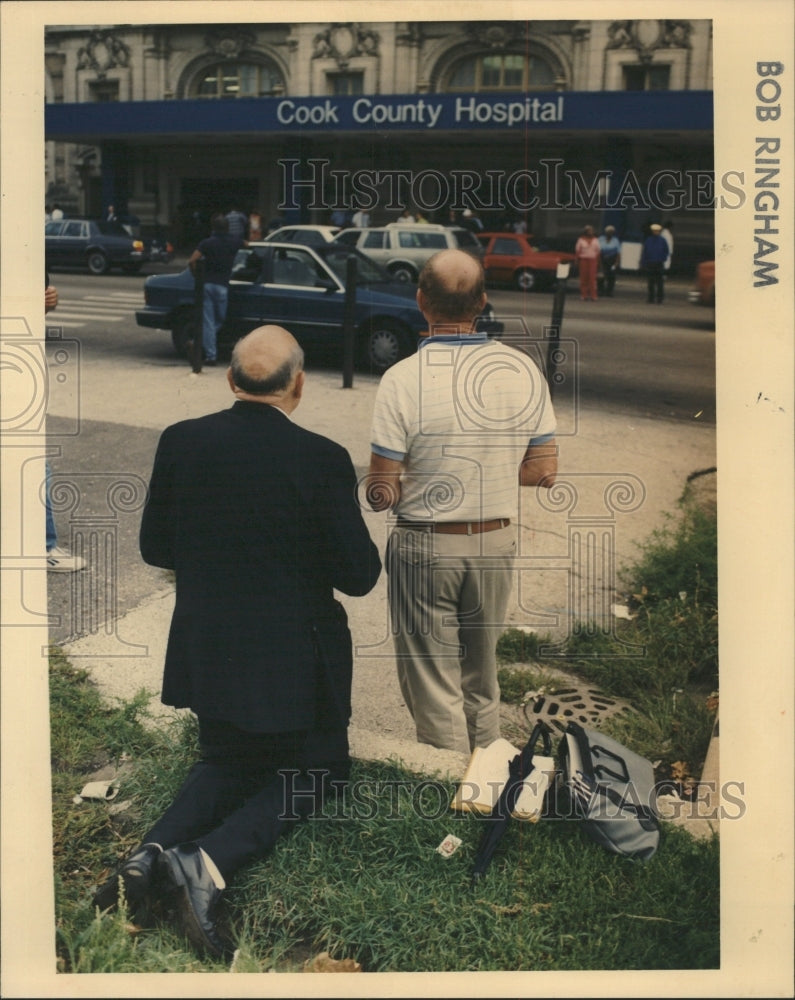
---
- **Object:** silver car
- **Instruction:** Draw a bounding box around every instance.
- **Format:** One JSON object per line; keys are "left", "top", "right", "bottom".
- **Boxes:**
{"left": 333, "top": 223, "right": 484, "bottom": 283}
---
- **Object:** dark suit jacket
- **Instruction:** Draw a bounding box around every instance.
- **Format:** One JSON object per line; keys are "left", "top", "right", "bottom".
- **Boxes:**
{"left": 140, "top": 400, "right": 381, "bottom": 733}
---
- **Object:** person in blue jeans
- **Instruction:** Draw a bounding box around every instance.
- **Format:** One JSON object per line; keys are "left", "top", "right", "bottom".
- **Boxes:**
{"left": 597, "top": 225, "right": 622, "bottom": 296}
{"left": 640, "top": 223, "right": 670, "bottom": 304}
{"left": 188, "top": 214, "right": 245, "bottom": 364}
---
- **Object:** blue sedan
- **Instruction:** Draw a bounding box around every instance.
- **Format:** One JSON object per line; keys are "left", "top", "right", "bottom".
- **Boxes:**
{"left": 137, "top": 242, "right": 428, "bottom": 372}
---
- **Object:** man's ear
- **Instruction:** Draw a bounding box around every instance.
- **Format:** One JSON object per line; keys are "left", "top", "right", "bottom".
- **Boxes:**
{"left": 226, "top": 368, "right": 237, "bottom": 393}
{"left": 293, "top": 369, "right": 306, "bottom": 400}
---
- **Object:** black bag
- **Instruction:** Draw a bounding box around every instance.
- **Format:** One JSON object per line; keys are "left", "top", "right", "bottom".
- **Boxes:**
{"left": 559, "top": 721, "right": 660, "bottom": 860}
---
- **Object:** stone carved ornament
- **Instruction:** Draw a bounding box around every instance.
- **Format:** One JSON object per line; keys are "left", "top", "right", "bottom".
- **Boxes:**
{"left": 76, "top": 30, "right": 131, "bottom": 79}
{"left": 607, "top": 20, "right": 692, "bottom": 62}
{"left": 464, "top": 21, "right": 527, "bottom": 49}
{"left": 204, "top": 28, "right": 257, "bottom": 60}
{"left": 312, "top": 23, "right": 380, "bottom": 67}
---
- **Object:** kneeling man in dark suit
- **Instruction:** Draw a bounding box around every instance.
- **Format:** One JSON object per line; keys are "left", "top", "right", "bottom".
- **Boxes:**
{"left": 93, "top": 326, "right": 381, "bottom": 958}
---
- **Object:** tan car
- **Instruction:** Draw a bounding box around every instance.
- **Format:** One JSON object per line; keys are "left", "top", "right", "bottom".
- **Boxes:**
{"left": 333, "top": 223, "right": 483, "bottom": 283}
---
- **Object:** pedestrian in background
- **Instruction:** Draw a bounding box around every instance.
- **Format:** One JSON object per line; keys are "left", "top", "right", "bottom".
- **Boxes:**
{"left": 575, "top": 225, "right": 601, "bottom": 301}
{"left": 641, "top": 223, "right": 670, "bottom": 303}
{"left": 366, "top": 249, "right": 557, "bottom": 755}
{"left": 661, "top": 220, "right": 674, "bottom": 272}
{"left": 188, "top": 214, "right": 245, "bottom": 365}
{"left": 330, "top": 207, "right": 351, "bottom": 227}
{"left": 93, "top": 325, "right": 381, "bottom": 958}
{"left": 225, "top": 204, "right": 247, "bottom": 241}
{"left": 247, "top": 209, "right": 263, "bottom": 242}
{"left": 460, "top": 207, "right": 483, "bottom": 232}
{"left": 597, "top": 225, "right": 621, "bottom": 297}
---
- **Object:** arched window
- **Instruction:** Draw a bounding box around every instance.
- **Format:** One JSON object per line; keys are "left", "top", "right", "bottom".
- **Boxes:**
{"left": 446, "top": 52, "right": 558, "bottom": 91}
{"left": 193, "top": 61, "right": 284, "bottom": 98}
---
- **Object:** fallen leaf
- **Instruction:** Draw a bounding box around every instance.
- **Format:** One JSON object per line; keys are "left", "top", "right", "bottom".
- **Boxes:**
{"left": 303, "top": 951, "right": 362, "bottom": 973}
{"left": 670, "top": 760, "right": 691, "bottom": 781}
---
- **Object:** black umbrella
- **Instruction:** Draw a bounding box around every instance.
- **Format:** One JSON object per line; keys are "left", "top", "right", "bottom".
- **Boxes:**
{"left": 470, "top": 721, "right": 553, "bottom": 888}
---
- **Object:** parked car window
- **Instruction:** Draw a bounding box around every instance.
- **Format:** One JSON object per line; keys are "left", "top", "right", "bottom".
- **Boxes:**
{"left": 97, "top": 220, "right": 134, "bottom": 237}
{"left": 493, "top": 237, "right": 523, "bottom": 255}
{"left": 63, "top": 221, "right": 85, "bottom": 237}
{"left": 334, "top": 230, "right": 360, "bottom": 247}
{"left": 231, "top": 248, "right": 267, "bottom": 282}
{"left": 398, "top": 231, "right": 447, "bottom": 250}
{"left": 271, "top": 247, "right": 322, "bottom": 287}
{"left": 322, "top": 246, "right": 388, "bottom": 285}
{"left": 363, "top": 231, "right": 386, "bottom": 249}
{"left": 45, "top": 221, "right": 64, "bottom": 236}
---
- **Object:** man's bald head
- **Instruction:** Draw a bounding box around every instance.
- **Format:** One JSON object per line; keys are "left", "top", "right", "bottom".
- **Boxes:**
{"left": 417, "top": 249, "right": 486, "bottom": 325}
{"left": 228, "top": 325, "right": 305, "bottom": 404}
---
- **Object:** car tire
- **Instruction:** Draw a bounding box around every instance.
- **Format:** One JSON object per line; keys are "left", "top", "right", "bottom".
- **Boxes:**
{"left": 87, "top": 250, "right": 110, "bottom": 276}
{"left": 388, "top": 263, "right": 417, "bottom": 283}
{"left": 360, "top": 320, "right": 410, "bottom": 374}
{"left": 172, "top": 313, "right": 200, "bottom": 359}
{"left": 515, "top": 268, "right": 537, "bottom": 292}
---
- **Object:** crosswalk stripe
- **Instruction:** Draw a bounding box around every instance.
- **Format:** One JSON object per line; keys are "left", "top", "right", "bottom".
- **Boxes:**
{"left": 52, "top": 310, "right": 124, "bottom": 321}
{"left": 83, "top": 295, "right": 141, "bottom": 302}
{"left": 46, "top": 292, "right": 141, "bottom": 329}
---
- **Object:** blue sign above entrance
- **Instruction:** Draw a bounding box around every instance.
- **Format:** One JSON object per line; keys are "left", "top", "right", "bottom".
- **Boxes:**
{"left": 45, "top": 90, "right": 713, "bottom": 140}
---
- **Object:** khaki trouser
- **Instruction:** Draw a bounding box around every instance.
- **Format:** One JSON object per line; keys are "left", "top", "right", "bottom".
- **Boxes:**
{"left": 386, "top": 524, "right": 517, "bottom": 755}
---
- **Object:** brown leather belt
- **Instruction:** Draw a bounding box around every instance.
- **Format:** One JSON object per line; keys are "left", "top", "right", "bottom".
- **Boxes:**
{"left": 396, "top": 518, "right": 510, "bottom": 535}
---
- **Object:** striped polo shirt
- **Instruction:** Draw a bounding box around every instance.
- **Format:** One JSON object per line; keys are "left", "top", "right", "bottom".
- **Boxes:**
{"left": 370, "top": 333, "right": 556, "bottom": 522}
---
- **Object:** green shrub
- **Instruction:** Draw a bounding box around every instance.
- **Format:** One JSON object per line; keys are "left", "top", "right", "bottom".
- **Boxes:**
{"left": 496, "top": 627, "right": 549, "bottom": 664}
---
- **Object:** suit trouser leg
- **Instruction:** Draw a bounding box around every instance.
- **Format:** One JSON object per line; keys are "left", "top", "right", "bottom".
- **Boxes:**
{"left": 195, "top": 725, "right": 350, "bottom": 879}
{"left": 143, "top": 720, "right": 349, "bottom": 881}
{"left": 387, "top": 527, "right": 516, "bottom": 754}
{"left": 141, "top": 759, "right": 254, "bottom": 850}
{"left": 195, "top": 769, "right": 324, "bottom": 879}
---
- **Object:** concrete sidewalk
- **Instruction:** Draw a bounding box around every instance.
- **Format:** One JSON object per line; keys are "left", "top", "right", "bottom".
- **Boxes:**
{"left": 59, "top": 362, "right": 717, "bottom": 813}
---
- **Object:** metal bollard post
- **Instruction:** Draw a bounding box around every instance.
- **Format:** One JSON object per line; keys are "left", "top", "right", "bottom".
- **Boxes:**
{"left": 546, "top": 261, "right": 570, "bottom": 399}
{"left": 191, "top": 257, "right": 204, "bottom": 374}
{"left": 342, "top": 254, "right": 357, "bottom": 388}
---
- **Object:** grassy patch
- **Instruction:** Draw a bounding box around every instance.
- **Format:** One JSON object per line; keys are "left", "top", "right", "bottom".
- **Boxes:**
{"left": 51, "top": 652, "right": 719, "bottom": 973}
{"left": 50, "top": 481, "right": 720, "bottom": 972}
{"left": 228, "top": 759, "right": 718, "bottom": 972}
